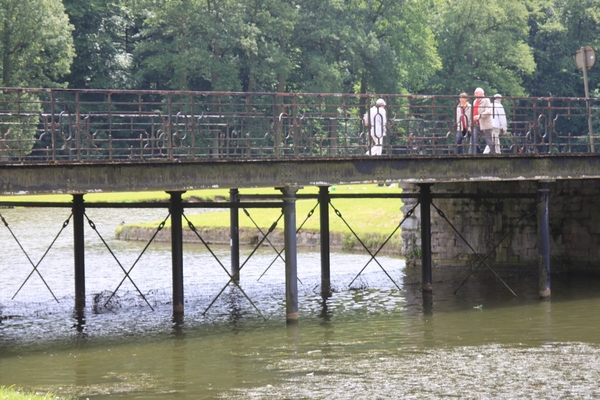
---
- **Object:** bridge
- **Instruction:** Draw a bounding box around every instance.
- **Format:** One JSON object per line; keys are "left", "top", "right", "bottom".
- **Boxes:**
{"left": 1, "top": 88, "right": 600, "bottom": 192}
{"left": 1, "top": 88, "right": 600, "bottom": 322}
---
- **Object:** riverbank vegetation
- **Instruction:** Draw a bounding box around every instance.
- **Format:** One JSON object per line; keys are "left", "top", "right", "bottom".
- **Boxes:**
{"left": 0, "top": 184, "right": 406, "bottom": 252}
{"left": 0, "top": 184, "right": 402, "bottom": 241}
{"left": 0, "top": 386, "right": 73, "bottom": 400}
{"left": 3, "top": 0, "right": 598, "bottom": 98}
{"left": 123, "top": 185, "right": 403, "bottom": 234}
{"left": 122, "top": 185, "right": 406, "bottom": 252}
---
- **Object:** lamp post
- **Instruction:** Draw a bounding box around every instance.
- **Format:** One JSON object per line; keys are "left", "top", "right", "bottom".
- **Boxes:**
{"left": 575, "top": 46, "right": 596, "bottom": 152}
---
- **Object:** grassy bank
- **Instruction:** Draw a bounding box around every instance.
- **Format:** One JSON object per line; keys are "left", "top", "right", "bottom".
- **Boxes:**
{"left": 127, "top": 185, "right": 404, "bottom": 233}
{"left": 123, "top": 185, "right": 406, "bottom": 252}
{"left": 0, "top": 189, "right": 231, "bottom": 203}
{"left": 0, "top": 185, "right": 406, "bottom": 251}
{"left": 0, "top": 386, "right": 74, "bottom": 400}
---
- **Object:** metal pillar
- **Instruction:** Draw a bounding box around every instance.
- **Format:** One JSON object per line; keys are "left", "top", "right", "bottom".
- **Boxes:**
{"left": 168, "top": 191, "right": 185, "bottom": 314}
{"left": 72, "top": 194, "right": 86, "bottom": 312}
{"left": 230, "top": 188, "right": 240, "bottom": 283}
{"left": 537, "top": 182, "right": 551, "bottom": 298}
{"left": 319, "top": 186, "right": 331, "bottom": 297}
{"left": 419, "top": 184, "right": 433, "bottom": 292}
{"left": 281, "top": 186, "right": 299, "bottom": 323}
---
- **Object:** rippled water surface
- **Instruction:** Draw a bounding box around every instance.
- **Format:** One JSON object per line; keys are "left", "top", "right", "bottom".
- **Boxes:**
{"left": 2, "top": 207, "right": 600, "bottom": 399}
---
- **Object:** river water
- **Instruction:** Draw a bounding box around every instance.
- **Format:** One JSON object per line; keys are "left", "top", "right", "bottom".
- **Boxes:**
{"left": 1, "top": 207, "right": 600, "bottom": 399}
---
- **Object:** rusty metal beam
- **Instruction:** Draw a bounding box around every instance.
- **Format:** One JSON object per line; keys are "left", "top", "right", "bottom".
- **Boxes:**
{"left": 3, "top": 155, "right": 600, "bottom": 195}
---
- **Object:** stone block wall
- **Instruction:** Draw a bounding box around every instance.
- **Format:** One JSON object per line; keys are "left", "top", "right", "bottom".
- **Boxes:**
{"left": 401, "top": 180, "right": 600, "bottom": 274}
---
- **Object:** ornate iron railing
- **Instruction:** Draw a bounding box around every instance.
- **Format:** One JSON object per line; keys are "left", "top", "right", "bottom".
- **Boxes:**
{"left": 1, "top": 88, "right": 598, "bottom": 163}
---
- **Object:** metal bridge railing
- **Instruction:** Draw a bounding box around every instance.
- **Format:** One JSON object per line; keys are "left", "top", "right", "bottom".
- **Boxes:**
{"left": 1, "top": 88, "right": 598, "bottom": 164}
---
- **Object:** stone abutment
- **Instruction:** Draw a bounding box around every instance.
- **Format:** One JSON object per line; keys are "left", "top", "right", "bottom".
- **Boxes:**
{"left": 400, "top": 180, "right": 600, "bottom": 282}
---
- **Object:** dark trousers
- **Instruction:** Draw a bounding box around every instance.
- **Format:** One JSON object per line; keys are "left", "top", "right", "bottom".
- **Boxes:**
{"left": 469, "top": 125, "right": 480, "bottom": 154}
{"left": 456, "top": 129, "right": 467, "bottom": 154}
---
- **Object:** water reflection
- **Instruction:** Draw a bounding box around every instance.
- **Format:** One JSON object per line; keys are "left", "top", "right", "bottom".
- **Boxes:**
{"left": 72, "top": 310, "right": 86, "bottom": 335}
{"left": 2, "top": 207, "right": 600, "bottom": 399}
{"left": 171, "top": 313, "right": 185, "bottom": 339}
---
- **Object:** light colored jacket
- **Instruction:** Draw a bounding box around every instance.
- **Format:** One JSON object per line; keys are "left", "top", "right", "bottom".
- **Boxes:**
{"left": 473, "top": 97, "right": 493, "bottom": 130}
{"left": 363, "top": 105, "right": 387, "bottom": 138}
{"left": 492, "top": 100, "right": 507, "bottom": 130}
{"left": 456, "top": 103, "right": 472, "bottom": 132}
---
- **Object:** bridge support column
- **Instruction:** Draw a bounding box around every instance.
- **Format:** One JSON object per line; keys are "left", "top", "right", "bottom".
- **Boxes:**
{"left": 281, "top": 186, "right": 299, "bottom": 323}
{"left": 168, "top": 191, "right": 186, "bottom": 314}
{"left": 419, "top": 184, "right": 433, "bottom": 292}
{"left": 537, "top": 182, "right": 551, "bottom": 298}
{"left": 319, "top": 186, "right": 331, "bottom": 297}
{"left": 230, "top": 188, "right": 240, "bottom": 283}
{"left": 72, "top": 194, "right": 86, "bottom": 313}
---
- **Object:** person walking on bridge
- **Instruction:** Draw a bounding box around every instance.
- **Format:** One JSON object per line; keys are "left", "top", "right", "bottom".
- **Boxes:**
{"left": 455, "top": 92, "right": 471, "bottom": 154}
{"left": 471, "top": 88, "right": 496, "bottom": 154}
{"left": 364, "top": 98, "right": 387, "bottom": 155}
{"left": 484, "top": 94, "right": 507, "bottom": 154}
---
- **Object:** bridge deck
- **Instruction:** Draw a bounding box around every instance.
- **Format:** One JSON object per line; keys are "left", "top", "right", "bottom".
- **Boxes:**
{"left": 1, "top": 88, "right": 599, "bottom": 194}
{"left": 2, "top": 154, "right": 600, "bottom": 195}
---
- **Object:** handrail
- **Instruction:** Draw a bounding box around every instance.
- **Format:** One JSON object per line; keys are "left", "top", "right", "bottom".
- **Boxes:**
{"left": 0, "top": 88, "right": 598, "bottom": 163}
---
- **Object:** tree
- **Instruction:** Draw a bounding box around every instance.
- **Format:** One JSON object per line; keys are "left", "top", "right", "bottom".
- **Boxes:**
{"left": 0, "top": 0, "right": 74, "bottom": 158}
{"left": 427, "top": 0, "right": 536, "bottom": 96}
{"left": 0, "top": 0, "right": 75, "bottom": 87}
{"left": 239, "top": 0, "right": 299, "bottom": 93}
{"left": 62, "top": 0, "right": 138, "bottom": 89}
{"left": 289, "top": 0, "right": 440, "bottom": 95}
{"left": 134, "top": 0, "right": 257, "bottom": 91}
{"left": 524, "top": 0, "right": 600, "bottom": 97}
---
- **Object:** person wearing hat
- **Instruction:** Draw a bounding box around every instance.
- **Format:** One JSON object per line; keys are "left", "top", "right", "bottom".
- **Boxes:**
{"left": 363, "top": 98, "right": 387, "bottom": 155}
{"left": 455, "top": 92, "right": 472, "bottom": 154}
{"left": 484, "top": 94, "right": 507, "bottom": 154}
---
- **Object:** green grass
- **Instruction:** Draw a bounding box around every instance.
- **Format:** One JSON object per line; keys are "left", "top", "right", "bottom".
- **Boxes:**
{"left": 117, "top": 185, "right": 405, "bottom": 236}
{"left": 1, "top": 185, "right": 406, "bottom": 245}
{"left": 188, "top": 190, "right": 403, "bottom": 236}
{"left": 0, "top": 386, "right": 74, "bottom": 400}
{"left": 113, "top": 185, "right": 407, "bottom": 251}
{"left": 0, "top": 187, "right": 293, "bottom": 203}
{"left": 0, "top": 189, "right": 224, "bottom": 203}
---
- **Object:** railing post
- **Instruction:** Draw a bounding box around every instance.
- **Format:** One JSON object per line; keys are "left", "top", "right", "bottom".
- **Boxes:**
{"left": 168, "top": 191, "right": 185, "bottom": 314}
{"left": 281, "top": 186, "right": 299, "bottom": 323}
{"left": 275, "top": 94, "right": 282, "bottom": 158}
{"left": 168, "top": 94, "right": 174, "bottom": 160}
{"left": 230, "top": 188, "right": 240, "bottom": 283}
{"left": 72, "top": 194, "right": 86, "bottom": 312}
{"left": 329, "top": 118, "right": 338, "bottom": 156}
{"left": 319, "top": 186, "right": 331, "bottom": 297}
{"left": 537, "top": 181, "right": 551, "bottom": 298}
{"left": 75, "top": 91, "right": 81, "bottom": 162}
{"left": 50, "top": 91, "right": 56, "bottom": 162}
{"left": 419, "top": 184, "right": 433, "bottom": 292}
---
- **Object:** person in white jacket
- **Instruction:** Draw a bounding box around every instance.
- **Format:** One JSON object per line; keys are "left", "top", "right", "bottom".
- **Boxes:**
{"left": 363, "top": 98, "right": 387, "bottom": 155}
{"left": 485, "top": 94, "right": 507, "bottom": 154}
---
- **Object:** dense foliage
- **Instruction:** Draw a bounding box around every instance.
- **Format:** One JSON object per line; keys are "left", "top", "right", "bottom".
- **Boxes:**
{"left": 0, "top": 0, "right": 598, "bottom": 97}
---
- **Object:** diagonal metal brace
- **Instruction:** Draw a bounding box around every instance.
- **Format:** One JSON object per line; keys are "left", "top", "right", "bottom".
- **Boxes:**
{"left": 244, "top": 208, "right": 286, "bottom": 268}
{"left": 329, "top": 202, "right": 401, "bottom": 290}
{"left": 5, "top": 213, "right": 71, "bottom": 302}
{"left": 256, "top": 201, "right": 319, "bottom": 282}
{"left": 430, "top": 201, "right": 517, "bottom": 297}
{"left": 347, "top": 201, "right": 421, "bottom": 289}
{"left": 238, "top": 210, "right": 284, "bottom": 275}
{"left": 85, "top": 213, "right": 155, "bottom": 310}
{"left": 453, "top": 211, "right": 532, "bottom": 294}
{"left": 103, "top": 213, "right": 172, "bottom": 309}
{"left": 183, "top": 213, "right": 268, "bottom": 320}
